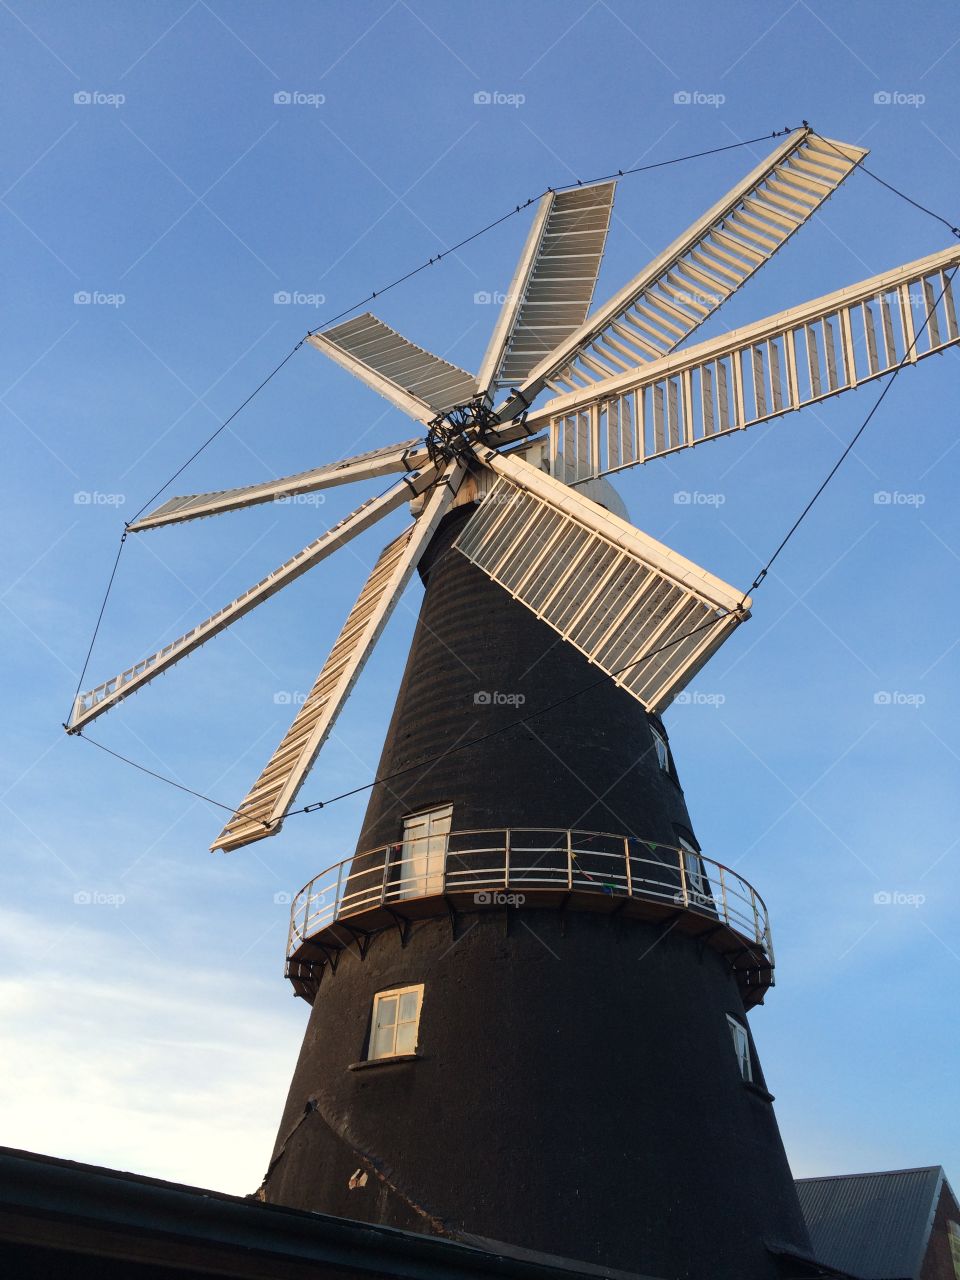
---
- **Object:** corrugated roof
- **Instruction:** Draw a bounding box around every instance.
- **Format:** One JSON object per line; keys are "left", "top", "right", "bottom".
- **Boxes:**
{"left": 795, "top": 1167, "right": 944, "bottom": 1280}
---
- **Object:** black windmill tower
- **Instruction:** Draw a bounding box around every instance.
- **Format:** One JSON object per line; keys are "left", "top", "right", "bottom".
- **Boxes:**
{"left": 68, "top": 128, "right": 960, "bottom": 1279}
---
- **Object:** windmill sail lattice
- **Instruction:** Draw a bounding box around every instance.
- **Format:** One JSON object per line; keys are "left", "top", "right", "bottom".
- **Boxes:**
{"left": 524, "top": 245, "right": 960, "bottom": 483}
{"left": 128, "top": 438, "right": 423, "bottom": 532}
{"left": 477, "top": 181, "right": 616, "bottom": 395}
{"left": 496, "top": 132, "right": 867, "bottom": 417}
{"left": 309, "top": 314, "right": 477, "bottom": 419}
{"left": 67, "top": 125, "right": 960, "bottom": 852}
{"left": 212, "top": 460, "right": 466, "bottom": 851}
{"left": 68, "top": 475, "right": 433, "bottom": 733}
{"left": 456, "top": 451, "right": 748, "bottom": 713}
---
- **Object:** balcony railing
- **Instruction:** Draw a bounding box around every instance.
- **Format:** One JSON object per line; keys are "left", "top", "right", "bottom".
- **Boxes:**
{"left": 285, "top": 828, "right": 774, "bottom": 1003}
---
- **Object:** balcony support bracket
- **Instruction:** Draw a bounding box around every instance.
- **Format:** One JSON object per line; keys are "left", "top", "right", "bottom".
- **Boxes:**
{"left": 383, "top": 906, "right": 412, "bottom": 948}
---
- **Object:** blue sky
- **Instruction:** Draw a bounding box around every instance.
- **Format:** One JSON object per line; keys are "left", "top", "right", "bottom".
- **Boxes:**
{"left": 1, "top": 0, "right": 958, "bottom": 1195}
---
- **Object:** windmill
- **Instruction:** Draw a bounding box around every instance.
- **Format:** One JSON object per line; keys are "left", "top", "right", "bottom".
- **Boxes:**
{"left": 68, "top": 127, "right": 959, "bottom": 855}
{"left": 68, "top": 127, "right": 960, "bottom": 1279}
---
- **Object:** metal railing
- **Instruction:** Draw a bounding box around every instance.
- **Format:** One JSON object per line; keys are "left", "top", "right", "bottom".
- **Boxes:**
{"left": 286, "top": 828, "right": 773, "bottom": 965}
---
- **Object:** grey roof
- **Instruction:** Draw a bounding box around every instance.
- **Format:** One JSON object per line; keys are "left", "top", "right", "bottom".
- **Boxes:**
{"left": 0, "top": 1145, "right": 664, "bottom": 1280}
{"left": 795, "top": 1167, "right": 945, "bottom": 1280}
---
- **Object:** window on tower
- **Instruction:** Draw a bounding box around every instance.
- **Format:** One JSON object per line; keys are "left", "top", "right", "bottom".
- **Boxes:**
{"left": 368, "top": 985, "right": 424, "bottom": 1060}
{"left": 678, "top": 835, "right": 706, "bottom": 898}
{"left": 650, "top": 724, "right": 670, "bottom": 771}
{"left": 726, "top": 1014, "right": 753, "bottom": 1083}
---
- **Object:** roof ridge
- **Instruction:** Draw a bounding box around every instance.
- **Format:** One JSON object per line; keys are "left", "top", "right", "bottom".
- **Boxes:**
{"left": 795, "top": 1166, "right": 942, "bottom": 1183}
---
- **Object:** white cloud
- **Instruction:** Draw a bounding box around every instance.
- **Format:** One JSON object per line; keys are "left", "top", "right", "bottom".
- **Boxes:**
{"left": 0, "top": 906, "right": 306, "bottom": 1194}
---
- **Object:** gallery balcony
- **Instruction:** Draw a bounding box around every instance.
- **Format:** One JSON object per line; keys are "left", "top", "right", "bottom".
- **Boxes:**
{"left": 284, "top": 827, "right": 774, "bottom": 1008}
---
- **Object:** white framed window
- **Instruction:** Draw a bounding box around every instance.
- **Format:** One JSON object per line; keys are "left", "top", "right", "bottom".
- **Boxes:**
{"left": 727, "top": 1014, "right": 753, "bottom": 1083}
{"left": 679, "top": 835, "right": 706, "bottom": 898}
{"left": 650, "top": 724, "right": 670, "bottom": 771}
{"left": 400, "top": 804, "right": 452, "bottom": 899}
{"left": 369, "top": 985, "right": 423, "bottom": 1060}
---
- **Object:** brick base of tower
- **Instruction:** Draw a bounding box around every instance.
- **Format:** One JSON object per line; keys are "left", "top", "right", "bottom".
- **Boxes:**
{"left": 262, "top": 503, "right": 814, "bottom": 1280}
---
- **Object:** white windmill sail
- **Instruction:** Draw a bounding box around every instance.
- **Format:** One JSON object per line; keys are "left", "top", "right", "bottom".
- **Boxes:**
{"left": 68, "top": 121, "right": 960, "bottom": 857}
{"left": 476, "top": 181, "right": 616, "bottom": 396}
{"left": 496, "top": 130, "right": 867, "bottom": 419}
{"left": 309, "top": 314, "right": 477, "bottom": 420}
{"left": 68, "top": 473, "right": 435, "bottom": 733}
{"left": 212, "top": 459, "right": 467, "bottom": 852}
{"left": 515, "top": 245, "right": 960, "bottom": 483}
{"left": 129, "top": 438, "right": 425, "bottom": 532}
{"left": 456, "top": 451, "right": 749, "bottom": 713}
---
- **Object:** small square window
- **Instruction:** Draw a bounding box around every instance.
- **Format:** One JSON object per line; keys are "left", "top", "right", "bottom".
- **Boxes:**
{"left": 369, "top": 985, "right": 423, "bottom": 1060}
{"left": 727, "top": 1014, "right": 753, "bottom": 1083}
{"left": 650, "top": 725, "right": 670, "bottom": 771}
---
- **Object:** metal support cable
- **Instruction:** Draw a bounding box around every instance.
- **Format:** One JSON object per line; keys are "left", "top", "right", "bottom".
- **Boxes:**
{"left": 746, "top": 262, "right": 959, "bottom": 596}
{"left": 65, "top": 123, "right": 960, "bottom": 834}
{"left": 71, "top": 611, "right": 734, "bottom": 825}
{"left": 65, "top": 124, "right": 802, "bottom": 725}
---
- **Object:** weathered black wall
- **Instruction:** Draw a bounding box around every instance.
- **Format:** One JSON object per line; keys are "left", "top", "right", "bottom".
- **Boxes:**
{"left": 264, "top": 502, "right": 812, "bottom": 1280}
{"left": 265, "top": 913, "right": 808, "bottom": 1280}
